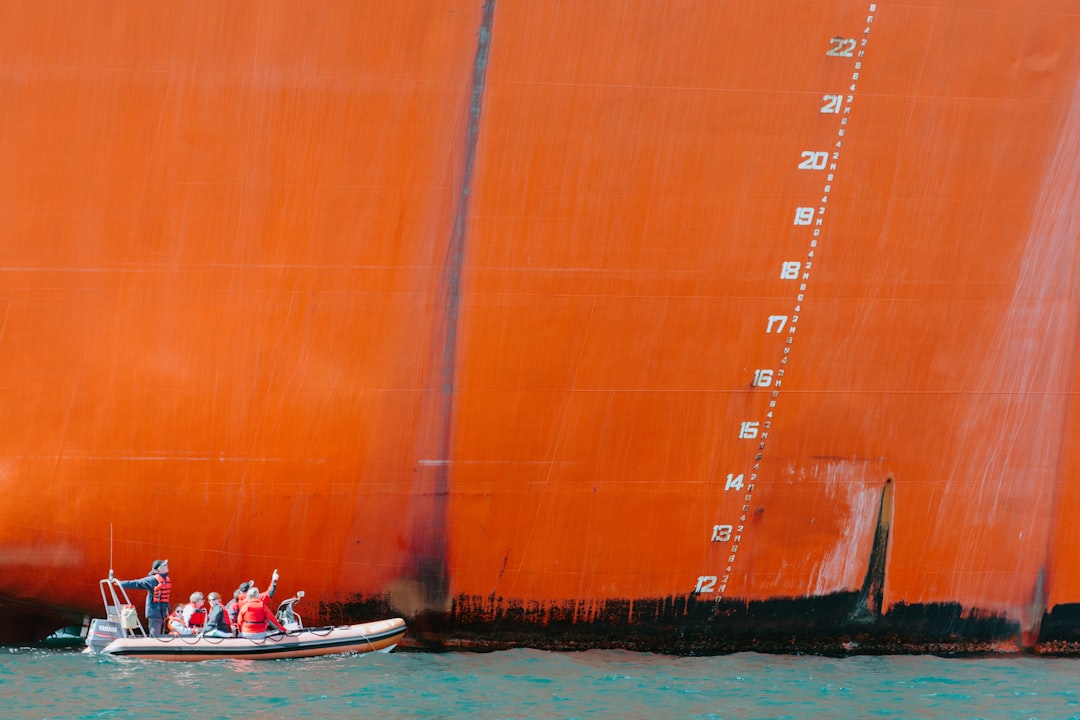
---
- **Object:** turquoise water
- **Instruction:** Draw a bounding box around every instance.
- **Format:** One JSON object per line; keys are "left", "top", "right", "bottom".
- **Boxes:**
{"left": 2, "top": 647, "right": 1079, "bottom": 719}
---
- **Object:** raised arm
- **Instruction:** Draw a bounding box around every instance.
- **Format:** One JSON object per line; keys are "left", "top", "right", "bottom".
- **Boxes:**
{"left": 265, "top": 568, "right": 280, "bottom": 599}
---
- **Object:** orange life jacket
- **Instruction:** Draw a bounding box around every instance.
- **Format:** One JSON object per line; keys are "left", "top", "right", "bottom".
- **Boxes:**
{"left": 238, "top": 598, "right": 268, "bottom": 633}
{"left": 167, "top": 610, "right": 186, "bottom": 636}
{"left": 151, "top": 574, "right": 171, "bottom": 604}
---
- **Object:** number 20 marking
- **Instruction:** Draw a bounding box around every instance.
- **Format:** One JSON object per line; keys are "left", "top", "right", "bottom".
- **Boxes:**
{"left": 798, "top": 151, "right": 828, "bottom": 170}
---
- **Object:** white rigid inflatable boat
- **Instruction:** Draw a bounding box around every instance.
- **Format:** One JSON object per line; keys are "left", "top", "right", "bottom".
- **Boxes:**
{"left": 86, "top": 574, "right": 406, "bottom": 661}
{"left": 95, "top": 618, "right": 407, "bottom": 660}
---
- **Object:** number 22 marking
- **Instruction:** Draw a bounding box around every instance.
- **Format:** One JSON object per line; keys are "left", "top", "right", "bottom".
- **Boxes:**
{"left": 826, "top": 37, "right": 855, "bottom": 57}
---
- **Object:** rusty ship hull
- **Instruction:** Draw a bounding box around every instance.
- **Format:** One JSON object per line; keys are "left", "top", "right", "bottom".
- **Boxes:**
{"left": 2, "top": 0, "right": 1079, "bottom": 653}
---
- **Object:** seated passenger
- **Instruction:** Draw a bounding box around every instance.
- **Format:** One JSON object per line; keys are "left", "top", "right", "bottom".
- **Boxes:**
{"left": 182, "top": 592, "right": 206, "bottom": 632}
{"left": 226, "top": 570, "right": 279, "bottom": 625}
{"left": 236, "top": 587, "right": 287, "bottom": 639}
{"left": 200, "top": 592, "right": 232, "bottom": 637}
{"left": 225, "top": 581, "right": 254, "bottom": 627}
{"left": 167, "top": 604, "right": 190, "bottom": 636}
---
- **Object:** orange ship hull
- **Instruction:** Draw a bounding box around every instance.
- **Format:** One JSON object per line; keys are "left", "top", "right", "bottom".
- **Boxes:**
{"left": 1, "top": 0, "right": 1079, "bottom": 653}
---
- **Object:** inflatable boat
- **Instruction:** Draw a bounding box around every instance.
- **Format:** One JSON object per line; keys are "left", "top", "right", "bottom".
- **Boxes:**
{"left": 85, "top": 575, "right": 405, "bottom": 661}
{"left": 95, "top": 617, "right": 406, "bottom": 660}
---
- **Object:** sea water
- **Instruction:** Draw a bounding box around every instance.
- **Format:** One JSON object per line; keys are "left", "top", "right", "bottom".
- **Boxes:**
{"left": 2, "top": 647, "right": 1079, "bottom": 719}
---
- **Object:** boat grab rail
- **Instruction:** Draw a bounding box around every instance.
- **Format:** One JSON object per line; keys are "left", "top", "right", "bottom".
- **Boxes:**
{"left": 98, "top": 573, "right": 146, "bottom": 638}
{"left": 283, "top": 624, "right": 377, "bottom": 652}
{"left": 271, "top": 623, "right": 378, "bottom": 652}
{"left": 146, "top": 630, "right": 296, "bottom": 645}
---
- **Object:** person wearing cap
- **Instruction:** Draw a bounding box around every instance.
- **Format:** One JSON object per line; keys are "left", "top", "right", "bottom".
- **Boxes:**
{"left": 225, "top": 580, "right": 254, "bottom": 630}
{"left": 118, "top": 559, "right": 172, "bottom": 636}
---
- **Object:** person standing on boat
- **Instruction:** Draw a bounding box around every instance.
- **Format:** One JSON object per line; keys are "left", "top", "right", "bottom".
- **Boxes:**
{"left": 118, "top": 559, "right": 171, "bottom": 636}
{"left": 200, "top": 592, "right": 231, "bottom": 637}
{"left": 236, "top": 586, "right": 287, "bottom": 639}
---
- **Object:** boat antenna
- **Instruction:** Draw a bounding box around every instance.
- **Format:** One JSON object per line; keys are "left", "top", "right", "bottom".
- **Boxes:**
{"left": 109, "top": 523, "right": 114, "bottom": 580}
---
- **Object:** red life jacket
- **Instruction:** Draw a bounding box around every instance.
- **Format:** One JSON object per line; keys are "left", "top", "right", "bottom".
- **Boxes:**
{"left": 238, "top": 598, "right": 268, "bottom": 633}
{"left": 185, "top": 603, "right": 206, "bottom": 628}
{"left": 151, "top": 574, "right": 171, "bottom": 604}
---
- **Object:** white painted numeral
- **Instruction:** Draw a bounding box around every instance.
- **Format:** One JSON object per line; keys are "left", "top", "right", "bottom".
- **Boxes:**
{"left": 711, "top": 524, "right": 733, "bottom": 542}
{"left": 695, "top": 575, "right": 717, "bottom": 593}
{"left": 793, "top": 207, "right": 815, "bottom": 225}
{"left": 780, "top": 261, "right": 801, "bottom": 279}
{"left": 753, "top": 369, "right": 773, "bottom": 387}
{"left": 798, "top": 151, "right": 828, "bottom": 170}
{"left": 738, "top": 421, "right": 759, "bottom": 439}
{"left": 827, "top": 37, "right": 855, "bottom": 57}
{"left": 821, "top": 94, "right": 843, "bottom": 113}
{"left": 724, "top": 473, "right": 744, "bottom": 491}
{"left": 766, "top": 315, "right": 788, "bottom": 333}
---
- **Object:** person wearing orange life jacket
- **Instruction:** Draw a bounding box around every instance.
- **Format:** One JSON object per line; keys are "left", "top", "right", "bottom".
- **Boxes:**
{"left": 224, "top": 581, "right": 252, "bottom": 630}
{"left": 227, "top": 569, "right": 279, "bottom": 628}
{"left": 167, "top": 604, "right": 189, "bottom": 635}
{"left": 182, "top": 591, "right": 206, "bottom": 631}
{"left": 236, "top": 587, "right": 287, "bottom": 639}
{"left": 118, "top": 559, "right": 171, "bottom": 636}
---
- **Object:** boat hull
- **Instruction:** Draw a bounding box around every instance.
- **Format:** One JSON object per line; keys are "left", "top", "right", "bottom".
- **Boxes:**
{"left": 95, "top": 619, "right": 406, "bottom": 661}
{"left": 1, "top": 1, "right": 1080, "bottom": 654}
